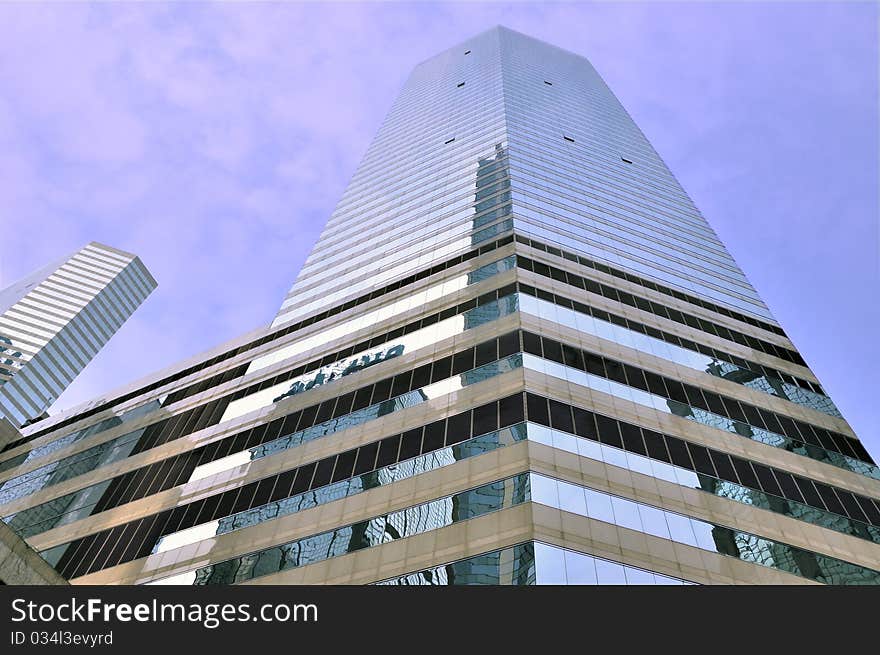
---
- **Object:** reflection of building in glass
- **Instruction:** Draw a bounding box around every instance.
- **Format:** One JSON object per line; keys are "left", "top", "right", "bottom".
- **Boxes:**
{"left": 273, "top": 344, "right": 406, "bottom": 405}
{"left": 466, "top": 143, "right": 513, "bottom": 334}
{"left": 378, "top": 542, "right": 537, "bottom": 585}
{"left": 470, "top": 143, "right": 512, "bottom": 247}
{"left": 1, "top": 27, "right": 878, "bottom": 587}
{"left": 696, "top": 469, "right": 877, "bottom": 583}
{"left": 705, "top": 359, "right": 839, "bottom": 417}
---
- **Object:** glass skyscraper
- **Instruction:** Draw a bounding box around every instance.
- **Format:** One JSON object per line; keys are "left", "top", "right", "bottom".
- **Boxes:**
{"left": 1, "top": 27, "right": 877, "bottom": 586}
{"left": 0, "top": 242, "right": 156, "bottom": 430}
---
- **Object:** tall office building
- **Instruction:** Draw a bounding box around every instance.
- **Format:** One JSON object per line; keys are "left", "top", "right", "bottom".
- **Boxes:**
{"left": 0, "top": 242, "right": 156, "bottom": 430}
{"left": 0, "top": 27, "right": 877, "bottom": 586}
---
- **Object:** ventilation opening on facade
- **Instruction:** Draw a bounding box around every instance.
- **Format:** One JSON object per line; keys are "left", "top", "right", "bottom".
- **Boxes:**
{"left": 544, "top": 80, "right": 553, "bottom": 85}
{"left": 457, "top": 82, "right": 465, "bottom": 88}
{"left": 445, "top": 137, "right": 456, "bottom": 145}
{"left": 563, "top": 135, "right": 575, "bottom": 143}
{"left": 621, "top": 157, "right": 633, "bottom": 164}
{"left": 464, "top": 50, "right": 471, "bottom": 55}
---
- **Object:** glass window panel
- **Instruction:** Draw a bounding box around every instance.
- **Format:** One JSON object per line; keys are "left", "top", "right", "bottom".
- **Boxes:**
{"left": 610, "top": 496, "right": 643, "bottom": 531}
{"left": 557, "top": 480, "right": 588, "bottom": 516}
{"left": 594, "top": 558, "right": 628, "bottom": 584}
{"left": 665, "top": 512, "right": 699, "bottom": 547}
{"left": 534, "top": 541, "right": 567, "bottom": 585}
{"left": 638, "top": 505, "right": 671, "bottom": 540}
{"left": 584, "top": 488, "right": 616, "bottom": 524}
{"left": 526, "top": 423, "right": 554, "bottom": 446}
{"left": 624, "top": 452, "right": 655, "bottom": 478}
{"left": 530, "top": 473, "right": 560, "bottom": 508}
{"left": 563, "top": 549, "right": 598, "bottom": 585}
{"left": 576, "top": 435, "right": 603, "bottom": 462}
{"left": 595, "top": 437, "right": 627, "bottom": 468}
{"left": 689, "top": 518, "right": 719, "bottom": 552}
{"left": 551, "top": 429, "right": 579, "bottom": 454}
{"left": 623, "top": 565, "right": 657, "bottom": 585}
{"left": 652, "top": 573, "right": 685, "bottom": 585}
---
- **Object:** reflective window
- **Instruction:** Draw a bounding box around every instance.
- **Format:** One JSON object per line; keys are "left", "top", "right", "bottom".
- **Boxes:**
{"left": 520, "top": 346, "right": 875, "bottom": 479}
{"left": 528, "top": 472, "right": 880, "bottom": 585}
{"left": 377, "top": 542, "right": 537, "bottom": 585}
{"left": 526, "top": 403, "right": 880, "bottom": 544}
{"left": 147, "top": 472, "right": 531, "bottom": 585}
{"left": 519, "top": 292, "right": 838, "bottom": 417}
{"left": 517, "top": 255, "right": 803, "bottom": 365}
{"left": 378, "top": 541, "right": 691, "bottom": 585}
{"left": 37, "top": 401, "right": 528, "bottom": 578}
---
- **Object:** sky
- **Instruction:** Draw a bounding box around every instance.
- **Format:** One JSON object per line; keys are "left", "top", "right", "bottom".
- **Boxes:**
{"left": 0, "top": 2, "right": 877, "bottom": 454}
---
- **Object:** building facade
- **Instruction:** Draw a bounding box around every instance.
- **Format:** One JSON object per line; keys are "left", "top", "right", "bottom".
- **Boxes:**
{"left": 0, "top": 27, "right": 878, "bottom": 586}
{"left": 0, "top": 242, "right": 156, "bottom": 430}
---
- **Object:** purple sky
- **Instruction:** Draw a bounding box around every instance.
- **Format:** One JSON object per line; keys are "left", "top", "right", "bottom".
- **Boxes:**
{"left": 1, "top": 3, "right": 877, "bottom": 455}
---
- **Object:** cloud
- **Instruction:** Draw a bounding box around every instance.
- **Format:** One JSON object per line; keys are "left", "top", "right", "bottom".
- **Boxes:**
{"left": 0, "top": 3, "right": 876, "bottom": 451}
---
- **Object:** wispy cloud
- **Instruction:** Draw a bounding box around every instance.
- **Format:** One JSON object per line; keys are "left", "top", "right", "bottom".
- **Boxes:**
{"left": 0, "top": 2, "right": 876, "bottom": 451}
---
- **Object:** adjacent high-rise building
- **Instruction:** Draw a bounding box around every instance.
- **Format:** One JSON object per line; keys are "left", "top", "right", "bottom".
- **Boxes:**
{"left": 1, "top": 27, "right": 877, "bottom": 586}
{"left": 0, "top": 242, "right": 156, "bottom": 430}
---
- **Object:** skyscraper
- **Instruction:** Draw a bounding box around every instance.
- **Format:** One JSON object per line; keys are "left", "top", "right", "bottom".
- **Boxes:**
{"left": 0, "top": 242, "right": 156, "bottom": 430}
{"left": 1, "top": 27, "right": 877, "bottom": 586}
